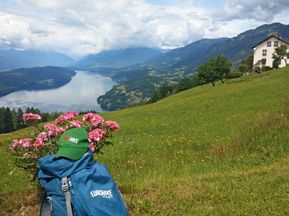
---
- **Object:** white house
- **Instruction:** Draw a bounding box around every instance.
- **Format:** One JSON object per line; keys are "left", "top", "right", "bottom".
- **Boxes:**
{"left": 252, "top": 35, "right": 289, "bottom": 68}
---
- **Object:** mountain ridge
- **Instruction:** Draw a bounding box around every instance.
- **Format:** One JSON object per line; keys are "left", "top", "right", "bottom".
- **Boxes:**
{"left": 0, "top": 49, "right": 75, "bottom": 72}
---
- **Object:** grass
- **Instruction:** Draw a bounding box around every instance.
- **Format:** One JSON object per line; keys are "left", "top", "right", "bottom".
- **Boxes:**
{"left": 1, "top": 67, "right": 289, "bottom": 215}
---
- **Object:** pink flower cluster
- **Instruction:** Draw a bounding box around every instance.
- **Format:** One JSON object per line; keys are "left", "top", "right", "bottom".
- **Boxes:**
{"left": 104, "top": 121, "right": 120, "bottom": 131}
{"left": 55, "top": 111, "right": 79, "bottom": 124}
{"left": 11, "top": 111, "right": 120, "bottom": 167}
{"left": 83, "top": 113, "right": 104, "bottom": 127}
{"left": 33, "top": 132, "right": 49, "bottom": 148}
{"left": 88, "top": 128, "right": 106, "bottom": 142}
{"left": 10, "top": 138, "right": 32, "bottom": 150}
{"left": 22, "top": 113, "right": 42, "bottom": 123}
{"left": 44, "top": 124, "right": 65, "bottom": 137}
{"left": 88, "top": 128, "right": 106, "bottom": 152}
{"left": 66, "top": 120, "right": 82, "bottom": 129}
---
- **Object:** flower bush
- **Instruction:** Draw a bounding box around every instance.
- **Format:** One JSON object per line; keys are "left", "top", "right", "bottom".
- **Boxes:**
{"left": 10, "top": 111, "right": 119, "bottom": 180}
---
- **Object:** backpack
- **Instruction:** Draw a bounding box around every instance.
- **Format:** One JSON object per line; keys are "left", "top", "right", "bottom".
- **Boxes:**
{"left": 38, "top": 150, "right": 128, "bottom": 216}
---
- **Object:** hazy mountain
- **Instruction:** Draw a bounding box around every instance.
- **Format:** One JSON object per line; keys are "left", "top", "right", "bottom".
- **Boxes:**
{"left": 75, "top": 47, "right": 165, "bottom": 69}
{"left": 0, "top": 49, "right": 75, "bottom": 72}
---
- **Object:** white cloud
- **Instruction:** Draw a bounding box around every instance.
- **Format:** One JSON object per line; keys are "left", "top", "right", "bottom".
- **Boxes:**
{"left": 0, "top": 0, "right": 289, "bottom": 56}
{"left": 215, "top": 0, "right": 289, "bottom": 22}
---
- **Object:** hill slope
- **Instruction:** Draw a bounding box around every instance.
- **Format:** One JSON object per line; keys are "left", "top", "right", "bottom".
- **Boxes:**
{"left": 1, "top": 67, "right": 289, "bottom": 215}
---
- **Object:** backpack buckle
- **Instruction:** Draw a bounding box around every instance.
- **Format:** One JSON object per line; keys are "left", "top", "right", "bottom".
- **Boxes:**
{"left": 61, "top": 177, "right": 70, "bottom": 192}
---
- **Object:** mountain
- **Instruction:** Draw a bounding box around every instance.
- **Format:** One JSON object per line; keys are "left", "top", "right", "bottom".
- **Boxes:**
{"left": 0, "top": 49, "right": 75, "bottom": 72}
{"left": 148, "top": 22, "right": 289, "bottom": 72}
{"left": 98, "top": 22, "right": 289, "bottom": 110}
{"left": 0, "top": 66, "right": 76, "bottom": 96}
{"left": 147, "top": 38, "right": 229, "bottom": 69}
{"left": 2, "top": 67, "right": 289, "bottom": 215}
{"left": 75, "top": 47, "right": 165, "bottom": 69}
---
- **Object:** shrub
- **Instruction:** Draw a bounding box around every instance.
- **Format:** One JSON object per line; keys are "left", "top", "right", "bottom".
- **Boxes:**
{"left": 262, "top": 66, "right": 272, "bottom": 72}
{"left": 226, "top": 71, "right": 243, "bottom": 79}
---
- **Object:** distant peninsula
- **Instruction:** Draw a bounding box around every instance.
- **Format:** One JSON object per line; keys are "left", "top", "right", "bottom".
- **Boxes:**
{"left": 0, "top": 66, "right": 76, "bottom": 97}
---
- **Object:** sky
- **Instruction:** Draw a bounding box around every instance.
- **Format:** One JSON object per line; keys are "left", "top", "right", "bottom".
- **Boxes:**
{"left": 1, "top": 0, "right": 289, "bottom": 57}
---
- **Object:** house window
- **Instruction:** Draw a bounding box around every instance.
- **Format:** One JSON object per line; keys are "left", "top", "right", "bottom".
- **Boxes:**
{"left": 267, "top": 41, "right": 271, "bottom": 47}
{"left": 274, "top": 41, "right": 279, "bottom": 47}
{"left": 262, "top": 58, "right": 266, "bottom": 65}
{"left": 262, "top": 49, "right": 267, "bottom": 56}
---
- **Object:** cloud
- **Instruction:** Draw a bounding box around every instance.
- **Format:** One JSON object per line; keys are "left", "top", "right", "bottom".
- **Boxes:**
{"left": 0, "top": 0, "right": 211, "bottom": 56}
{"left": 0, "top": 0, "right": 289, "bottom": 56}
{"left": 215, "top": 0, "right": 289, "bottom": 22}
{"left": 28, "top": 21, "right": 50, "bottom": 36}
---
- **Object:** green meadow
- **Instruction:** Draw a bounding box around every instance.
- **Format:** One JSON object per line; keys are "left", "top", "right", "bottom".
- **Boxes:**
{"left": 1, "top": 67, "right": 289, "bottom": 215}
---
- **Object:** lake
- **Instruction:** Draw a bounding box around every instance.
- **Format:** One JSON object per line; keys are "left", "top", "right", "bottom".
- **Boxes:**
{"left": 0, "top": 71, "right": 116, "bottom": 112}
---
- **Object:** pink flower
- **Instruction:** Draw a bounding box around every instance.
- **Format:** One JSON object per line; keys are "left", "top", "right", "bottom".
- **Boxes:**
{"left": 54, "top": 111, "right": 79, "bottom": 124}
{"left": 33, "top": 139, "right": 45, "bottom": 148}
{"left": 10, "top": 139, "right": 19, "bottom": 150}
{"left": 44, "top": 124, "right": 65, "bottom": 137}
{"left": 54, "top": 115, "right": 65, "bottom": 125}
{"left": 22, "top": 113, "right": 41, "bottom": 123}
{"left": 68, "top": 120, "right": 82, "bottom": 128}
{"left": 23, "top": 152, "right": 38, "bottom": 159}
{"left": 64, "top": 111, "right": 78, "bottom": 119}
{"left": 36, "top": 132, "right": 48, "bottom": 142}
{"left": 104, "top": 121, "right": 120, "bottom": 131}
{"left": 83, "top": 113, "right": 104, "bottom": 127}
{"left": 56, "top": 127, "right": 65, "bottom": 135}
{"left": 88, "top": 129, "right": 106, "bottom": 142}
{"left": 19, "top": 138, "right": 32, "bottom": 148}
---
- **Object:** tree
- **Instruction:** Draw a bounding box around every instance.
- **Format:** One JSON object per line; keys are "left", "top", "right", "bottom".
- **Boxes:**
{"left": 238, "top": 55, "right": 253, "bottom": 72}
{"left": 3, "top": 108, "right": 13, "bottom": 133}
{"left": 197, "top": 56, "right": 231, "bottom": 86}
{"left": 272, "top": 44, "right": 289, "bottom": 67}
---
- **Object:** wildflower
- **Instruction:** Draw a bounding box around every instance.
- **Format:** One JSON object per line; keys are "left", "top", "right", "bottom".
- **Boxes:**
{"left": 54, "top": 115, "right": 65, "bottom": 125}
{"left": 10, "top": 139, "right": 19, "bottom": 150}
{"left": 36, "top": 132, "right": 48, "bottom": 142}
{"left": 88, "top": 128, "right": 106, "bottom": 142}
{"left": 55, "top": 111, "right": 79, "bottom": 124}
{"left": 44, "top": 124, "right": 65, "bottom": 137}
{"left": 104, "top": 121, "right": 120, "bottom": 131}
{"left": 83, "top": 113, "right": 104, "bottom": 127}
{"left": 22, "top": 113, "right": 41, "bottom": 123}
{"left": 63, "top": 111, "right": 78, "bottom": 119}
{"left": 33, "top": 139, "right": 45, "bottom": 148}
{"left": 23, "top": 152, "right": 38, "bottom": 159}
{"left": 19, "top": 138, "right": 32, "bottom": 148}
{"left": 67, "top": 120, "right": 82, "bottom": 128}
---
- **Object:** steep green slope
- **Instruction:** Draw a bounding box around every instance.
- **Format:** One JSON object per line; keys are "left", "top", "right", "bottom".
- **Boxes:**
{"left": 1, "top": 67, "right": 289, "bottom": 215}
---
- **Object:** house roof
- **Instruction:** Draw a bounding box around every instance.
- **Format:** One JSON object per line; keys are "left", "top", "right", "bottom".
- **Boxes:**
{"left": 252, "top": 35, "right": 289, "bottom": 49}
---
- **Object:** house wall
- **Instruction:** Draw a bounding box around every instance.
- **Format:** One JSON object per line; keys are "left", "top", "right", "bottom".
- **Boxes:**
{"left": 253, "top": 36, "right": 289, "bottom": 68}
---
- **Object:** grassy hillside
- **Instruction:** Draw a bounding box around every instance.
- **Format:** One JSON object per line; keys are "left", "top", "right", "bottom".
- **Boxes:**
{"left": 1, "top": 67, "right": 289, "bottom": 215}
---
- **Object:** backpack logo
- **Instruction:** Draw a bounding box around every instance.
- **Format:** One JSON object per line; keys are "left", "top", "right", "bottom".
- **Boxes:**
{"left": 90, "top": 190, "right": 113, "bottom": 199}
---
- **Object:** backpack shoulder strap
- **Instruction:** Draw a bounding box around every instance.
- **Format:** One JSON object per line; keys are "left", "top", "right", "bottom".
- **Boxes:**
{"left": 39, "top": 192, "right": 51, "bottom": 216}
{"left": 62, "top": 176, "right": 74, "bottom": 216}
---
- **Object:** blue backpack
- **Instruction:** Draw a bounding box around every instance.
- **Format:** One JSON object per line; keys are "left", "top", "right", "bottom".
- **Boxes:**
{"left": 38, "top": 151, "right": 128, "bottom": 216}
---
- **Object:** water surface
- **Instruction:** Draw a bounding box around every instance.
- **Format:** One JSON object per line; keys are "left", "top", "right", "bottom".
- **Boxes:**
{"left": 0, "top": 71, "right": 115, "bottom": 112}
